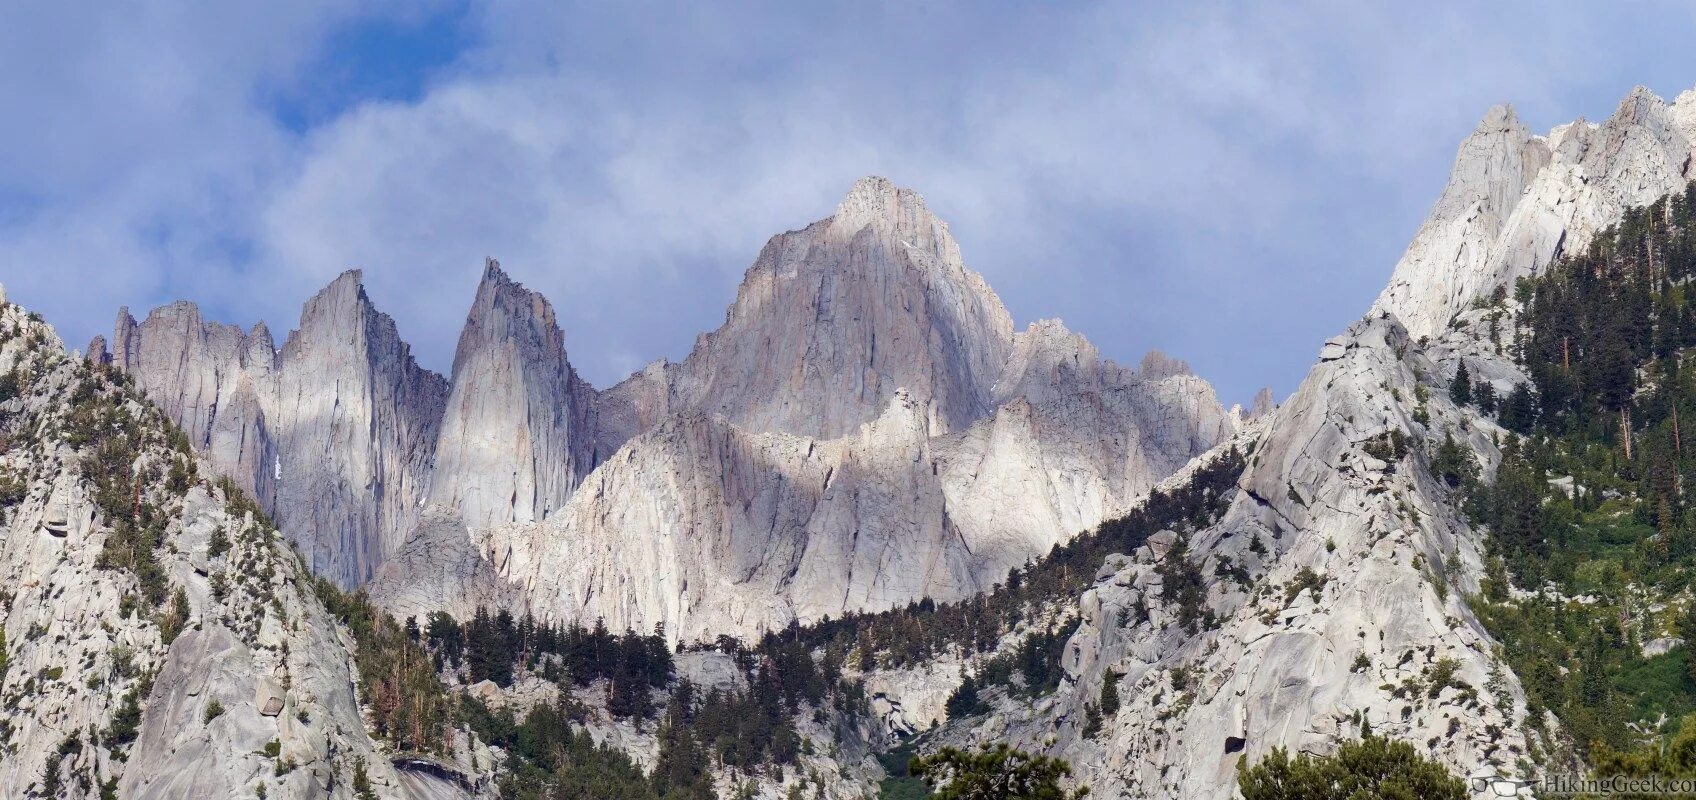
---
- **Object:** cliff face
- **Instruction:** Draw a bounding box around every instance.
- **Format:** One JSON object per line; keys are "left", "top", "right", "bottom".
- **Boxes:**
{"left": 115, "top": 177, "right": 1234, "bottom": 643}
{"left": 368, "top": 181, "right": 1232, "bottom": 643}
{"left": 428, "top": 260, "right": 599, "bottom": 531}
{"left": 1376, "top": 87, "right": 1696, "bottom": 341}
{"left": 0, "top": 291, "right": 483, "bottom": 799}
{"left": 636, "top": 176, "right": 1018, "bottom": 440}
{"left": 106, "top": 272, "right": 448, "bottom": 588}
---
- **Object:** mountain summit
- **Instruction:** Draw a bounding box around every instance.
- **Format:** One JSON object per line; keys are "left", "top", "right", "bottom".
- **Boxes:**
{"left": 107, "top": 177, "right": 1232, "bottom": 641}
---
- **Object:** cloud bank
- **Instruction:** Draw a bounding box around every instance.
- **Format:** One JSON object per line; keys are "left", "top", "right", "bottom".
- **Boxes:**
{"left": 4, "top": 1, "right": 1696, "bottom": 403}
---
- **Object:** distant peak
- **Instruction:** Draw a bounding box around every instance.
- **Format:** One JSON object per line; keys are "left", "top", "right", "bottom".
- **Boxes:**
{"left": 1476, "top": 103, "right": 1520, "bottom": 132}
{"left": 833, "top": 176, "right": 934, "bottom": 231}
{"left": 1250, "top": 386, "right": 1276, "bottom": 418}
{"left": 1610, "top": 84, "right": 1668, "bottom": 123}
{"left": 1139, "top": 349, "right": 1193, "bottom": 379}
{"left": 841, "top": 175, "right": 898, "bottom": 204}
{"left": 330, "top": 268, "right": 364, "bottom": 289}
{"left": 471, "top": 257, "right": 548, "bottom": 314}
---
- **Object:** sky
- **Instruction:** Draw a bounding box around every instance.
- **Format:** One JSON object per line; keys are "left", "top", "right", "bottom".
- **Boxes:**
{"left": 3, "top": 2, "right": 1696, "bottom": 407}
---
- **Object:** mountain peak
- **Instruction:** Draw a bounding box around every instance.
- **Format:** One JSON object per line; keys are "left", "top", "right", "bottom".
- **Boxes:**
{"left": 668, "top": 176, "right": 1014, "bottom": 438}
{"left": 1139, "top": 349, "right": 1193, "bottom": 379}
{"left": 830, "top": 175, "right": 939, "bottom": 237}
{"left": 1476, "top": 103, "right": 1520, "bottom": 133}
{"left": 434, "top": 256, "right": 596, "bottom": 530}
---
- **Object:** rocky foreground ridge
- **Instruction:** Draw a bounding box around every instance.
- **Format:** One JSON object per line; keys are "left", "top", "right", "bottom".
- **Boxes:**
{"left": 0, "top": 286, "right": 491, "bottom": 799}
{"left": 871, "top": 84, "right": 1696, "bottom": 799}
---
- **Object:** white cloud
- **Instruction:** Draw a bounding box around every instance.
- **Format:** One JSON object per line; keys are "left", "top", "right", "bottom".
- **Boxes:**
{"left": 4, "top": 1, "right": 1696, "bottom": 402}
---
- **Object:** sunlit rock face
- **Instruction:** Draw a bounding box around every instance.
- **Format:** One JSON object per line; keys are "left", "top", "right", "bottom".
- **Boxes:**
{"left": 428, "top": 260, "right": 599, "bottom": 532}
{"left": 374, "top": 180, "right": 1233, "bottom": 643}
{"left": 116, "top": 177, "right": 1234, "bottom": 643}
{"left": 1376, "top": 86, "right": 1696, "bottom": 342}
{"left": 109, "top": 271, "right": 448, "bottom": 587}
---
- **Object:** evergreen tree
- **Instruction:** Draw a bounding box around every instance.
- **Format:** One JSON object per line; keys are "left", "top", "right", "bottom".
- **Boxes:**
{"left": 1474, "top": 380, "right": 1497, "bottom": 414}
{"left": 1236, "top": 734, "right": 1465, "bottom": 800}
{"left": 1081, "top": 704, "right": 1102, "bottom": 739}
{"left": 1098, "top": 671, "right": 1120, "bottom": 717}
{"left": 1449, "top": 360, "right": 1472, "bottom": 406}
{"left": 1498, "top": 383, "right": 1537, "bottom": 433}
{"left": 911, "top": 744, "right": 1087, "bottom": 800}
{"left": 946, "top": 672, "right": 988, "bottom": 720}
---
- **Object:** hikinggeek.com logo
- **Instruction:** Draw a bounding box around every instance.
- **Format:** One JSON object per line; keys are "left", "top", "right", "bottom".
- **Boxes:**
{"left": 1474, "top": 773, "right": 1696, "bottom": 796}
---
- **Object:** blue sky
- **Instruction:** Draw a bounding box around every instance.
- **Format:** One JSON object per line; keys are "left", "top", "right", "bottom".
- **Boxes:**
{"left": 4, "top": 2, "right": 1696, "bottom": 406}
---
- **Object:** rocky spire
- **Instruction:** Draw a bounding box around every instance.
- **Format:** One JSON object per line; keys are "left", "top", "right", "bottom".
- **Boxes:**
{"left": 85, "top": 334, "right": 109, "bottom": 364}
{"left": 1249, "top": 386, "right": 1276, "bottom": 419}
{"left": 1377, "top": 85, "right": 1696, "bottom": 340}
{"left": 112, "top": 270, "right": 448, "bottom": 587}
{"left": 429, "top": 258, "right": 598, "bottom": 530}
{"left": 652, "top": 175, "right": 1017, "bottom": 439}
{"left": 1138, "top": 348, "right": 1193, "bottom": 380}
{"left": 268, "top": 270, "right": 449, "bottom": 585}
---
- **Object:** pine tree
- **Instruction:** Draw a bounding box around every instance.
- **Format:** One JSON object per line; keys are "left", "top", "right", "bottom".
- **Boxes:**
{"left": 1082, "top": 703, "right": 1102, "bottom": 739}
{"left": 1449, "top": 360, "right": 1472, "bottom": 406}
{"left": 1099, "top": 670, "right": 1120, "bottom": 717}
{"left": 946, "top": 672, "right": 987, "bottom": 720}
{"left": 1237, "top": 734, "right": 1465, "bottom": 799}
{"left": 912, "top": 744, "right": 1087, "bottom": 800}
{"left": 1499, "top": 383, "right": 1536, "bottom": 433}
{"left": 1474, "top": 380, "right": 1497, "bottom": 414}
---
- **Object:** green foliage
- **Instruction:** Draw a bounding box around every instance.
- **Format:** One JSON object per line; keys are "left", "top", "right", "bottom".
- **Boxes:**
{"left": 159, "top": 587, "right": 190, "bottom": 645}
{"left": 425, "top": 608, "right": 672, "bottom": 719}
{"left": 204, "top": 698, "right": 225, "bottom": 723}
{"left": 1361, "top": 429, "right": 1411, "bottom": 467}
{"left": 1159, "top": 533, "right": 1210, "bottom": 632}
{"left": 1080, "top": 703, "right": 1102, "bottom": 739}
{"left": 1448, "top": 360, "right": 1472, "bottom": 406}
{"left": 1497, "top": 383, "right": 1538, "bottom": 433}
{"left": 463, "top": 690, "right": 669, "bottom": 800}
{"left": 1593, "top": 713, "right": 1696, "bottom": 780}
{"left": 207, "top": 525, "right": 230, "bottom": 560}
{"left": 1469, "top": 184, "right": 1696, "bottom": 759}
{"left": 1428, "top": 432, "right": 1476, "bottom": 490}
{"left": 312, "top": 579, "right": 450, "bottom": 752}
{"left": 352, "top": 758, "right": 378, "bottom": 800}
{"left": 1283, "top": 567, "right": 1326, "bottom": 605}
{"left": 71, "top": 371, "right": 173, "bottom": 606}
{"left": 910, "top": 744, "right": 1087, "bottom": 800}
{"left": 878, "top": 741, "right": 932, "bottom": 800}
{"left": 1098, "top": 671, "right": 1120, "bottom": 717}
{"left": 1236, "top": 734, "right": 1465, "bottom": 800}
{"left": 104, "top": 675, "right": 151, "bottom": 750}
{"left": 945, "top": 672, "right": 988, "bottom": 721}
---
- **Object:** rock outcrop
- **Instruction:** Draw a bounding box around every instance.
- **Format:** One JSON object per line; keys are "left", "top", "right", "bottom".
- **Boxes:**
{"left": 907, "top": 82, "right": 1696, "bottom": 800}
{"left": 1376, "top": 86, "right": 1696, "bottom": 340}
{"left": 0, "top": 289, "right": 486, "bottom": 798}
{"left": 429, "top": 260, "right": 599, "bottom": 530}
{"left": 111, "top": 271, "right": 449, "bottom": 587}
{"left": 952, "top": 316, "right": 1527, "bottom": 798}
